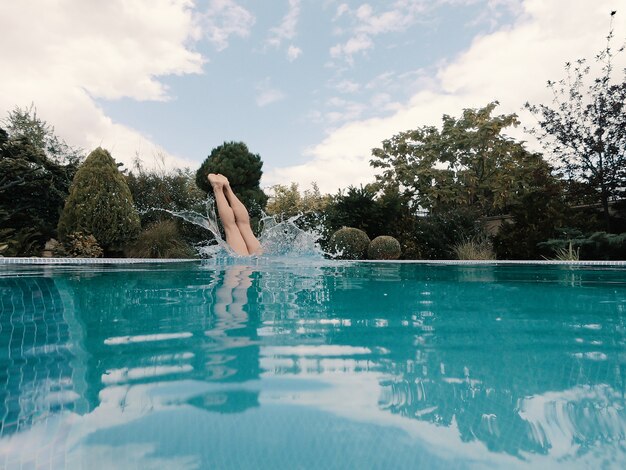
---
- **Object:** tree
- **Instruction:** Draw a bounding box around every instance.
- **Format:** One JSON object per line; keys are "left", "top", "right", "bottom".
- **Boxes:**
{"left": 493, "top": 166, "right": 569, "bottom": 259}
{"left": 266, "top": 182, "right": 329, "bottom": 218}
{"left": 371, "top": 102, "right": 552, "bottom": 217}
{"left": 58, "top": 148, "right": 141, "bottom": 253}
{"left": 195, "top": 141, "right": 268, "bottom": 218}
{"left": 324, "top": 185, "right": 382, "bottom": 237}
{"left": 3, "top": 104, "right": 83, "bottom": 166}
{"left": 126, "top": 162, "right": 208, "bottom": 245}
{"left": 525, "top": 14, "right": 626, "bottom": 231}
{"left": 0, "top": 130, "right": 76, "bottom": 252}
{"left": 126, "top": 163, "right": 206, "bottom": 224}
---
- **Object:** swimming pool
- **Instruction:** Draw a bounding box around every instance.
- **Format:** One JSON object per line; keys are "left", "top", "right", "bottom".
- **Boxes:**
{"left": 1, "top": 260, "right": 625, "bottom": 469}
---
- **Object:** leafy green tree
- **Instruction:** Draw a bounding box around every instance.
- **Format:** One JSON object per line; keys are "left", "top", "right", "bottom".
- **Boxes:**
{"left": 412, "top": 207, "right": 483, "bottom": 260}
{"left": 371, "top": 102, "right": 549, "bottom": 217}
{"left": 3, "top": 104, "right": 83, "bottom": 165}
{"left": 266, "top": 182, "right": 330, "bottom": 233}
{"left": 58, "top": 148, "right": 140, "bottom": 253}
{"left": 266, "top": 182, "right": 329, "bottom": 216}
{"left": 525, "top": 15, "right": 626, "bottom": 232}
{"left": 195, "top": 141, "right": 268, "bottom": 218}
{"left": 126, "top": 163, "right": 208, "bottom": 245}
{"left": 266, "top": 183, "right": 303, "bottom": 218}
{"left": 493, "top": 166, "right": 569, "bottom": 259}
{"left": 324, "top": 185, "right": 381, "bottom": 237}
{"left": 0, "top": 131, "right": 76, "bottom": 252}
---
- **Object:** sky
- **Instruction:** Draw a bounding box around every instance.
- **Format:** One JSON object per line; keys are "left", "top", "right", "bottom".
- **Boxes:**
{"left": 0, "top": 0, "right": 624, "bottom": 194}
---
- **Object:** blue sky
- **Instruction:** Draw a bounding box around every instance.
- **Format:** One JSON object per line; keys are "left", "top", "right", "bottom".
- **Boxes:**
{"left": 96, "top": 0, "right": 513, "bottom": 170}
{"left": 0, "top": 0, "right": 623, "bottom": 193}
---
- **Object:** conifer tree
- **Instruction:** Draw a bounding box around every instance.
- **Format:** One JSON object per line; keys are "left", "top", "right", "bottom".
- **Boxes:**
{"left": 58, "top": 147, "right": 140, "bottom": 253}
{"left": 195, "top": 141, "right": 268, "bottom": 215}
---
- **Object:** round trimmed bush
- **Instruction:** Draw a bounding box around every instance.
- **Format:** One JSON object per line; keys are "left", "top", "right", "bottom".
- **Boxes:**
{"left": 329, "top": 227, "right": 370, "bottom": 260}
{"left": 368, "top": 235, "right": 401, "bottom": 260}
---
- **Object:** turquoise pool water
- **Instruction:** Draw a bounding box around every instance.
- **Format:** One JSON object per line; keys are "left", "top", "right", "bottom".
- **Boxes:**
{"left": 0, "top": 260, "right": 625, "bottom": 469}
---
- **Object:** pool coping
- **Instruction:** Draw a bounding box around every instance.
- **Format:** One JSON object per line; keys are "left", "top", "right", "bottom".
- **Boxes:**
{"left": 0, "top": 257, "right": 198, "bottom": 265}
{"left": 0, "top": 257, "right": 625, "bottom": 266}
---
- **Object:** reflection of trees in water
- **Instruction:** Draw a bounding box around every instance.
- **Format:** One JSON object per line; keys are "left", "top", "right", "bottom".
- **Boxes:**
{"left": 2, "top": 262, "right": 625, "bottom": 460}
{"left": 252, "top": 265, "right": 331, "bottom": 321}
{"left": 0, "top": 265, "right": 268, "bottom": 438}
{"left": 0, "top": 276, "right": 89, "bottom": 438}
{"left": 320, "top": 263, "right": 626, "bottom": 458}
{"left": 65, "top": 266, "right": 264, "bottom": 415}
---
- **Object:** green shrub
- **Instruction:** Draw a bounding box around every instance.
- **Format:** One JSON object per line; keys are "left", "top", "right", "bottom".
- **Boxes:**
{"left": 329, "top": 227, "right": 370, "bottom": 260}
{"left": 58, "top": 147, "right": 140, "bottom": 253}
{"left": 0, "top": 135, "right": 76, "bottom": 251}
{"left": 126, "top": 166, "right": 209, "bottom": 246}
{"left": 0, "top": 227, "right": 41, "bottom": 257}
{"left": 411, "top": 208, "right": 483, "bottom": 259}
{"left": 368, "top": 236, "right": 401, "bottom": 260}
{"left": 538, "top": 230, "right": 626, "bottom": 260}
{"left": 65, "top": 231, "right": 103, "bottom": 258}
{"left": 548, "top": 242, "right": 580, "bottom": 261}
{"left": 452, "top": 236, "right": 496, "bottom": 260}
{"left": 127, "top": 220, "right": 196, "bottom": 259}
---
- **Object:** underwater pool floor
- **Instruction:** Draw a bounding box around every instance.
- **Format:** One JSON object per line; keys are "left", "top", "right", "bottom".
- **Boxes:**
{"left": 0, "top": 260, "right": 625, "bottom": 469}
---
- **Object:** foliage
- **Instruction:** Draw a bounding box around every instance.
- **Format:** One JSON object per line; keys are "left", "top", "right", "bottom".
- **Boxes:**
{"left": 328, "top": 227, "right": 370, "bottom": 260}
{"left": 2, "top": 104, "right": 83, "bottom": 165}
{"left": 525, "top": 15, "right": 626, "bottom": 231}
{"left": 538, "top": 229, "right": 626, "bottom": 260}
{"left": 324, "top": 185, "right": 381, "bottom": 237}
{"left": 548, "top": 242, "right": 580, "bottom": 261}
{"left": 0, "top": 131, "right": 76, "bottom": 251}
{"left": 64, "top": 231, "right": 103, "bottom": 258}
{"left": 266, "top": 182, "right": 331, "bottom": 233}
{"left": 492, "top": 164, "right": 569, "bottom": 259}
{"left": 368, "top": 236, "right": 401, "bottom": 260}
{"left": 0, "top": 227, "right": 41, "bottom": 257}
{"left": 410, "top": 208, "right": 484, "bottom": 260}
{"left": 453, "top": 236, "right": 496, "bottom": 260}
{"left": 58, "top": 147, "right": 141, "bottom": 253}
{"left": 127, "top": 161, "right": 206, "bottom": 218}
{"left": 195, "top": 141, "right": 268, "bottom": 220}
{"left": 126, "top": 161, "right": 208, "bottom": 244}
{"left": 126, "top": 220, "right": 196, "bottom": 259}
{"left": 266, "top": 182, "right": 330, "bottom": 217}
{"left": 371, "top": 102, "right": 549, "bottom": 217}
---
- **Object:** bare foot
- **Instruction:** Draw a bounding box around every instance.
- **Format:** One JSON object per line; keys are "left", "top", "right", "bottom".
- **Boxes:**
{"left": 217, "top": 174, "right": 230, "bottom": 187}
{"left": 207, "top": 173, "right": 224, "bottom": 189}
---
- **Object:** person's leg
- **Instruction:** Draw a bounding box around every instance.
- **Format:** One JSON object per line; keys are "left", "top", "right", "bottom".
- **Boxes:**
{"left": 219, "top": 175, "right": 263, "bottom": 255}
{"left": 207, "top": 174, "right": 249, "bottom": 256}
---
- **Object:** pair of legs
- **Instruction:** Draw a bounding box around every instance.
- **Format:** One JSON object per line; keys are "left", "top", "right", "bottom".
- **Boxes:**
{"left": 208, "top": 173, "right": 262, "bottom": 256}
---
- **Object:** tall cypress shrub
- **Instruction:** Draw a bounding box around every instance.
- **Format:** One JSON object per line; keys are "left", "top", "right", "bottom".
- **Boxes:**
{"left": 58, "top": 147, "right": 140, "bottom": 253}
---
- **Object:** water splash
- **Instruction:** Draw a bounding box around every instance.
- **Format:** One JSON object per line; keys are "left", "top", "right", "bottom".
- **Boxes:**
{"left": 151, "top": 196, "right": 327, "bottom": 260}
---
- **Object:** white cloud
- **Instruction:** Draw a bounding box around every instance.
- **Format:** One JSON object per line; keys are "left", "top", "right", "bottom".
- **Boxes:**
{"left": 267, "top": 0, "right": 301, "bottom": 48}
{"left": 329, "top": 1, "right": 427, "bottom": 63}
{"left": 333, "top": 79, "right": 361, "bottom": 93}
{"left": 331, "top": 34, "right": 374, "bottom": 62}
{"left": 329, "top": 0, "right": 526, "bottom": 65}
{"left": 203, "top": 0, "right": 256, "bottom": 51}
{"left": 0, "top": 0, "right": 206, "bottom": 170}
{"left": 287, "top": 45, "right": 303, "bottom": 61}
{"left": 256, "top": 79, "right": 286, "bottom": 107}
{"left": 264, "top": 0, "right": 626, "bottom": 193}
